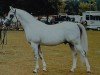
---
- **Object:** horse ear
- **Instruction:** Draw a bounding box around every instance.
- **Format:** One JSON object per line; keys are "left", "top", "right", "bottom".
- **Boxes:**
{"left": 9, "top": 6, "right": 14, "bottom": 10}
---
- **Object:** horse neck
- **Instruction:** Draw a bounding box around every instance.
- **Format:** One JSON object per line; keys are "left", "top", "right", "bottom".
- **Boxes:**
{"left": 16, "top": 9, "right": 38, "bottom": 29}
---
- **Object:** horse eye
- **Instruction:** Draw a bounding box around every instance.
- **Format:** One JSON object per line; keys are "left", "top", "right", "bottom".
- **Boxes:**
{"left": 10, "top": 14, "right": 14, "bottom": 18}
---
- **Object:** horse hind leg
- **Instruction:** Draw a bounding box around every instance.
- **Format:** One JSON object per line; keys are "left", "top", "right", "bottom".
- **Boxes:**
{"left": 38, "top": 45, "right": 47, "bottom": 71}
{"left": 69, "top": 43, "right": 78, "bottom": 72}
{"left": 75, "top": 43, "right": 91, "bottom": 73}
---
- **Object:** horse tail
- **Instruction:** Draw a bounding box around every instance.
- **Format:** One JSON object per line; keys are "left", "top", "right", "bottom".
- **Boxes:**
{"left": 77, "top": 23, "right": 88, "bottom": 53}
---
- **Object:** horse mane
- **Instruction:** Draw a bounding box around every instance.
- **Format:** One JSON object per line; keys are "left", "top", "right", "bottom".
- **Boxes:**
{"left": 16, "top": 8, "right": 38, "bottom": 22}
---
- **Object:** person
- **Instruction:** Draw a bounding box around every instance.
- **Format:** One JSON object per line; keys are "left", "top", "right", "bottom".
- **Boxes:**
{"left": 80, "top": 17, "right": 84, "bottom": 24}
{"left": 50, "top": 16, "right": 55, "bottom": 24}
{"left": 83, "top": 20, "right": 87, "bottom": 28}
{"left": 66, "top": 14, "right": 70, "bottom": 21}
{"left": 38, "top": 16, "right": 42, "bottom": 21}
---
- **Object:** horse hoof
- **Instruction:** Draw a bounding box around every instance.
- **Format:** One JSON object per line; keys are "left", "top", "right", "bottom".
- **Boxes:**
{"left": 70, "top": 69, "right": 75, "bottom": 73}
{"left": 33, "top": 70, "right": 38, "bottom": 73}
{"left": 69, "top": 70, "right": 74, "bottom": 73}
{"left": 43, "top": 69, "right": 47, "bottom": 72}
{"left": 87, "top": 71, "right": 91, "bottom": 73}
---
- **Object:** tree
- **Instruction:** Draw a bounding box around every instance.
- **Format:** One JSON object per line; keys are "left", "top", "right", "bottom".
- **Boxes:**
{"left": 0, "top": 0, "right": 9, "bottom": 16}
{"left": 96, "top": 0, "right": 100, "bottom": 10}
{"left": 79, "top": 0, "right": 97, "bottom": 12}
{"left": 65, "top": 0, "right": 79, "bottom": 15}
{"left": 0, "top": 0, "right": 63, "bottom": 16}
{"left": 79, "top": 2, "right": 90, "bottom": 12}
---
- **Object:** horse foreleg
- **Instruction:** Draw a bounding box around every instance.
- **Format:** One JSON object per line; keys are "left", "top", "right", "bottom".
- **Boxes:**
{"left": 38, "top": 45, "right": 47, "bottom": 71}
{"left": 31, "top": 42, "right": 39, "bottom": 73}
{"left": 69, "top": 44, "right": 77, "bottom": 72}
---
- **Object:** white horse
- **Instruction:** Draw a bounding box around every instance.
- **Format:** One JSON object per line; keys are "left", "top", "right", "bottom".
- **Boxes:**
{"left": 3, "top": 7, "right": 91, "bottom": 73}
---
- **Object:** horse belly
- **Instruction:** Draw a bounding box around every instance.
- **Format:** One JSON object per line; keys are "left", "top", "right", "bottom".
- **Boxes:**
{"left": 41, "top": 39, "right": 64, "bottom": 46}
{"left": 40, "top": 33, "right": 65, "bottom": 46}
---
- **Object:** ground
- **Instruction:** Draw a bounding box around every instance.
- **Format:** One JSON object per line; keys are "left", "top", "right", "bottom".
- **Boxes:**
{"left": 0, "top": 31, "right": 100, "bottom": 75}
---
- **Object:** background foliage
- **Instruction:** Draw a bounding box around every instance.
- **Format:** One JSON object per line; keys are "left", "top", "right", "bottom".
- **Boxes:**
{"left": 0, "top": 0, "right": 99, "bottom": 16}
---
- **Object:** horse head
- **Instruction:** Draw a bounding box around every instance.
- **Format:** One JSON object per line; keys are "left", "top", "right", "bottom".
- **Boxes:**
{"left": 3, "top": 6, "right": 16, "bottom": 27}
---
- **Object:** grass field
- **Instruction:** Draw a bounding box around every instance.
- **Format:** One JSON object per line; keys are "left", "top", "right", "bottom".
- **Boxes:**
{"left": 0, "top": 31, "right": 100, "bottom": 75}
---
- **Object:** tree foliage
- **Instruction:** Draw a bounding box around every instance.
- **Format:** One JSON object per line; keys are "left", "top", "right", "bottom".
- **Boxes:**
{"left": 65, "top": 1, "right": 79, "bottom": 15}
{"left": 79, "top": 0, "right": 97, "bottom": 12}
{"left": 96, "top": 0, "right": 100, "bottom": 10}
{"left": 64, "top": 0, "right": 97, "bottom": 15}
{"left": 0, "top": 0, "right": 99, "bottom": 16}
{"left": 0, "top": 0, "right": 62, "bottom": 16}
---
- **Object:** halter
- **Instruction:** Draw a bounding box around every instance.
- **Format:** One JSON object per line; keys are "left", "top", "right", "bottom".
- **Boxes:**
{"left": 4, "top": 9, "right": 17, "bottom": 26}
